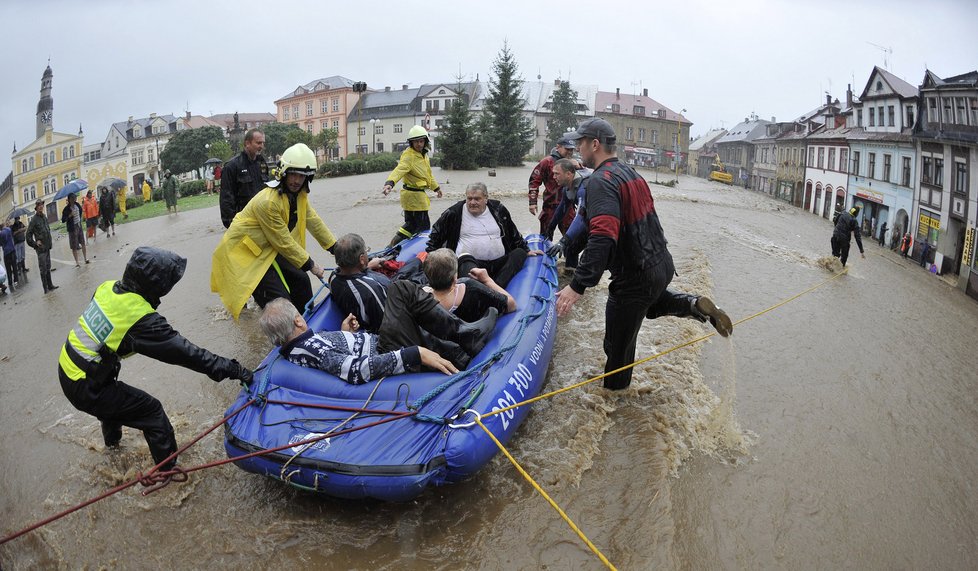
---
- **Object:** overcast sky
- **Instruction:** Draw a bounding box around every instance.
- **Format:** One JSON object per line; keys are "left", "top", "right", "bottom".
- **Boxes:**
{"left": 2, "top": 0, "right": 976, "bottom": 166}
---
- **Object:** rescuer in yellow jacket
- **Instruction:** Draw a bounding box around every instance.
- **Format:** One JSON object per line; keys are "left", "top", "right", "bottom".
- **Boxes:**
{"left": 58, "top": 247, "right": 253, "bottom": 472}
{"left": 382, "top": 125, "right": 441, "bottom": 247}
{"left": 211, "top": 143, "right": 337, "bottom": 319}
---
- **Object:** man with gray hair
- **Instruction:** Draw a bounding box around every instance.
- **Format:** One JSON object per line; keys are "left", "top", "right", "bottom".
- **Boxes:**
{"left": 328, "top": 233, "right": 393, "bottom": 333}
{"left": 427, "top": 182, "right": 541, "bottom": 288}
{"left": 260, "top": 277, "right": 498, "bottom": 380}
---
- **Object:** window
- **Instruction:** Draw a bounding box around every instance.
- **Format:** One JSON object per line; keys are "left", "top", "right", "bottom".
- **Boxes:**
{"left": 43, "top": 153, "right": 48, "bottom": 166}
{"left": 358, "top": 127, "right": 366, "bottom": 136}
{"left": 322, "top": 121, "right": 328, "bottom": 131}
{"left": 638, "top": 128, "right": 646, "bottom": 142}
{"left": 878, "top": 107, "right": 884, "bottom": 126}
{"left": 332, "top": 98, "right": 339, "bottom": 112}
{"left": 922, "top": 156, "right": 932, "bottom": 183}
{"left": 64, "top": 174, "right": 70, "bottom": 185}
{"left": 147, "top": 148, "right": 154, "bottom": 162}
{"left": 857, "top": 109, "right": 863, "bottom": 127}
{"left": 625, "top": 126, "right": 634, "bottom": 140}
{"left": 971, "top": 98, "right": 978, "bottom": 126}
{"left": 943, "top": 99, "right": 953, "bottom": 124}
{"left": 868, "top": 152, "right": 876, "bottom": 179}
{"left": 282, "top": 107, "right": 289, "bottom": 120}
{"left": 435, "top": 119, "right": 444, "bottom": 129}
{"left": 955, "top": 161, "right": 967, "bottom": 194}
{"left": 903, "top": 157, "right": 912, "bottom": 186}
{"left": 21, "top": 159, "right": 27, "bottom": 173}
{"left": 376, "top": 142, "right": 384, "bottom": 153}
{"left": 828, "top": 148, "right": 836, "bottom": 170}
{"left": 332, "top": 119, "right": 339, "bottom": 129}
{"left": 906, "top": 105, "right": 915, "bottom": 128}
{"left": 883, "top": 154, "right": 891, "bottom": 182}
{"left": 29, "top": 157, "right": 34, "bottom": 170}
{"left": 611, "top": 103, "right": 620, "bottom": 113}
{"left": 839, "top": 149, "right": 848, "bottom": 173}
{"left": 869, "top": 108, "right": 875, "bottom": 126}
{"left": 307, "top": 123, "right": 313, "bottom": 133}
{"left": 927, "top": 98, "right": 938, "bottom": 123}
{"left": 321, "top": 99, "right": 328, "bottom": 114}
{"left": 132, "top": 149, "right": 144, "bottom": 166}
{"left": 817, "top": 147, "right": 825, "bottom": 169}
{"left": 23, "top": 188, "right": 30, "bottom": 202}
{"left": 888, "top": 106, "right": 895, "bottom": 127}
{"left": 935, "top": 158, "right": 943, "bottom": 186}
{"left": 445, "top": 99, "right": 453, "bottom": 112}
{"left": 43, "top": 180, "right": 49, "bottom": 194}
{"left": 876, "top": 80, "right": 883, "bottom": 91}
{"left": 356, "top": 144, "right": 368, "bottom": 154}
{"left": 652, "top": 130, "right": 658, "bottom": 145}
{"left": 69, "top": 146, "right": 74, "bottom": 158}
{"left": 809, "top": 147, "right": 815, "bottom": 167}
{"left": 292, "top": 105, "right": 299, "bottom": 118}
{"left": 374, "top": 124, "right": 383, "bottom": 134}
{"left": 50, "top": 151, "right": 55, "bottom": 164}
{"left": 62, "top": 146, "right": 67, "bottom": 160}
{"left": 306, "top": 101, "right": 313, "bottom": 117}
{"left": 854, "top": 152, "right": 864, "bottom": 176}
{"left": 956, "top": 97, "right": 967, "bottom": 125}
{"left": 633, "top": 105, "right": 645, "bottom": 115}
{"left": 134, "top": 125, "right": 142, "bottom": 138}
{"left": 394, "top": 124, "right": 403, "bottom": 134}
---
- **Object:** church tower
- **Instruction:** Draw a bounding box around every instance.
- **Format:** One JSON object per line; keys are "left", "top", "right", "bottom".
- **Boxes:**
{"left": 36, "top": 65, "right": 53, "bottom": 139}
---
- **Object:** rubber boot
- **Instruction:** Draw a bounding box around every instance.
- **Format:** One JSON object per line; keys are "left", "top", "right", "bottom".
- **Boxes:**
{"left": 388, "top": 231, "right": 407, "bottom": 249}
{"left": 693, "top": 296, "right": 733, "bottom": 337}
{"left": 419, "top": 304, "right": 498, "bottom": 357}
{"left": 101, "top": 421, "right": 122, "bottom": 447}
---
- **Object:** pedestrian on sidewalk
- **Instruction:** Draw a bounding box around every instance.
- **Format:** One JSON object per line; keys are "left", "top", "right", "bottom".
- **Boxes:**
{"left": 60, "top": 192, "right": 90, "bottom": 267}
{"left": 878, "top": 221, "right": 887, "bottom": 248}
{"left": 26, "top": 199, "right": 57, "bottom": 293}
{"left": 83, "top": 189, "right": 100, "bottom": 243}
{"left": 162, "top": 170, "right": 178, "bottom": 214}
{"left": 11, "top": 215, "right": 29, "bottom": 276}
{"left": 901, "top": 232, "right": 912, "bottom": 258}
{"left": 919, "top": 238, "right": 931, "bottom": 268}
{"left": 99, "top": 187, "right": 116, "bottom": 237}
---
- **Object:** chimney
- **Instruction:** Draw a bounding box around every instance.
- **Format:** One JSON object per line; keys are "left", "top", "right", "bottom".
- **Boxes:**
{"left": 616, "top": 87, "right": 620, "bottom": 99}
{"left": 643, "top": 88, "right": 648, "bottom": 97}
{"left": 846, "top": 83, "right": 853, "bottom": 108}
{"left": 555, "top": 79, "right": 561, "bottom": 86}
{"left": 385, "top": 86, "right": 390, "bottom": 92}
{"left": 186, "top": 111, "right": 191, "bottom": 120}
{"left": 825, "top": 93, "right": 831, "bottom": 106}
{"left": 128, "top": 115, "right": 133, "bottom": 124}
{"left": 150, "top": 112, "right": 157, "bottom": 119}
{"left": 402, "top": 84, "right": 408, "bottom": 90}
{"left": 771, "top": 116, "right": 776, "bottom": 123}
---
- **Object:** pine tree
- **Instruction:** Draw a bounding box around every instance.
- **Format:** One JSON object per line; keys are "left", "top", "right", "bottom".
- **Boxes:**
{"left": 483, "top": 41, "right": 534, "bottom": 166}
{"left": 473, "top": 111, "right": 498, "bottom": 169}
{"left": 438, "top": 80, "right": 478, "bottom": 170}
{"left": 546, "top": 80, "right": 580, "bottom": 147}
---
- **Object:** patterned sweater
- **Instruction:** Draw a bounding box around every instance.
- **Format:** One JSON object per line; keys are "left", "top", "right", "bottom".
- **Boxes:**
{"left": 279, "top": 329, "right": 421, "bottom": 384}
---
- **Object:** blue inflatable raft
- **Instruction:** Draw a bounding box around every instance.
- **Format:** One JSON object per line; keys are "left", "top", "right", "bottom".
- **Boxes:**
{"left": 223, "top": 233, "right": 558, "bottom": 501}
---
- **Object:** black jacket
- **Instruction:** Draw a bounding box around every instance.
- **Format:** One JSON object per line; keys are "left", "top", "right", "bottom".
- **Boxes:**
{"left": 105, "top": 247, "right": 247, "bottom": 382}
{"left": 832, "top": 211, "right": 864, "bottom": 253}
{"left": 426, "top": 200, "right": 528, "bottom": 254}
{"left": 220, "top": 151, "right": 269, "bottom": 228}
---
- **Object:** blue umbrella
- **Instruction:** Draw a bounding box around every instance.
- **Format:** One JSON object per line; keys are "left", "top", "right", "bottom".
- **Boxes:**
{"left": 53, "top": 179, "right": 88, "bottom": 201}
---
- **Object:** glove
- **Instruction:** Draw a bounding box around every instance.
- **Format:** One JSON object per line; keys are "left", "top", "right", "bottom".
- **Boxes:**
{"left": 222, "top": 359, "right": 253, "bottom": 385}
{"left": 546, "top": 240, "right": 565, "bottom": 258}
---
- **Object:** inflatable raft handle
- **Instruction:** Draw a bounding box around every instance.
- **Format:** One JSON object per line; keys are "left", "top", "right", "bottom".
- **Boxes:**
{"left": 448, "top": 408, "right": 482, "bottom": 429}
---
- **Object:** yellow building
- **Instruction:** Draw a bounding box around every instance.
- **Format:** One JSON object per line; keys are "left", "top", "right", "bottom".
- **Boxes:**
{"left": 11, "top": 66, "right": 85, "bottom": 221}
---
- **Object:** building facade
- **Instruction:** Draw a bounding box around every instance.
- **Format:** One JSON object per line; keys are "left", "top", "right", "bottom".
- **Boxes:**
{"left": 275, "top": 76, "right": 358, "bottom": 159}
{"left": 11, "top": 66, "right": 84, "bottom": 221}
{"left": 594, "top": 88, "right": 690, "bottom": 170}
{"left": 845, "top": 67, "right": 918, "bottom": 246}
{"left": 804, "top": 121, "right": 851, "bottom": 220}
{"left": 688, "top": 128, "right": 727, "bottom": 178}
{"left": 911, "top": 70, "right": 978, "bottom": 298}
{"left": 714, "top": 116, "right": 770, "bottom": 188}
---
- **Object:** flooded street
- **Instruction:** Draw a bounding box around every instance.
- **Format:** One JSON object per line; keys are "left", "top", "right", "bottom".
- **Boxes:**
{"left": 1, "top": 167, "right": 976, "bottom": 569}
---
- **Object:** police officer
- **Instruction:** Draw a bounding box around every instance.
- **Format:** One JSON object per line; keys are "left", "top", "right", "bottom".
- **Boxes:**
{"left": 382, "top": 125, "right": 442, "bottom": 247}
{"left": 59, "top": 247, "right": 253, "bottom": 471}
{"left": 555, "top": 118, "right": 733, "bottom": 390}
{"left": 220, "top": 128, "right": 268, "bottom": 228}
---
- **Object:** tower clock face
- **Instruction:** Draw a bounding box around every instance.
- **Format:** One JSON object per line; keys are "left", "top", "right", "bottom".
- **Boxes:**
{"left": 41, "top": 111, "right": 52, "bottom": 123}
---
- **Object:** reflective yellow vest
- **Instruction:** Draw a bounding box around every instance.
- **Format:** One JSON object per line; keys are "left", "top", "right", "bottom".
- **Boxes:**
{"left": 58, "top": 281, "right": 155, "bottom": 381}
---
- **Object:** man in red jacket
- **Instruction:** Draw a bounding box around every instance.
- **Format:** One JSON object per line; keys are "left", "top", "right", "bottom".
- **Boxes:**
{"left": 528, "top": 136, "right": 577, "bottom": 239}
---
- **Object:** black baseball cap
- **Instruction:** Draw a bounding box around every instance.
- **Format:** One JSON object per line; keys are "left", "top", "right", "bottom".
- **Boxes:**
{"left": 555, "top": 135, "right": 576, "bottom": 149}
{"left": 566, "top": 118, "right": 617, "bottom": 145}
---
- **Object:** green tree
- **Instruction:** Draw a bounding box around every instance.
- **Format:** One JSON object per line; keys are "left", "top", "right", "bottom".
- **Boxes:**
{"left": 313, "top": 128, "right": 339, "bottom": 161}
{"left": 473, "top": 111, "right": 498, "bottom": 168}
{"left": 483, "top": 41, "right": 534, "bottom": 166}
{"left": 262, "top": 122, "right": 305, "bottom": 159}
{"left": 438, "top": 80, "right": 478, "bottom": 170}
{"left": 159, "top": 126, "right": 225, "bottom": 175}
{"left": 285, "top": 128, "right": 314, "bottom": 149}
{"left": 546, "top": 80, "right": 579, "bottom": 148}
{"left": 207, "top": 139, "right": 233, "bottom": 161}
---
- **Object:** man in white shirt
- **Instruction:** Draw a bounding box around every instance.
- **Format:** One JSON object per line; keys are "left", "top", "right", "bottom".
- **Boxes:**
{"left": 427, "top": 182, "right": 541, "bottom": 287}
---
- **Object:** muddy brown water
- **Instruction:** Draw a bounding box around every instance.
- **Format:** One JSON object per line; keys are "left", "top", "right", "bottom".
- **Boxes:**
{"left": 1, "top": 168, "right": 976, "bottom": 569}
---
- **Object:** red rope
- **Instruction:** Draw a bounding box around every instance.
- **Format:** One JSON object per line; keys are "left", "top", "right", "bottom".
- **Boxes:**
{"left": 0, "top": 399, "right": 416, "bottom": 546}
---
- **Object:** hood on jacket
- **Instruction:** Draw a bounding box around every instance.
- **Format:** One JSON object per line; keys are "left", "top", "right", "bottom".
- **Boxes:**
{"left": 118, "top": 247, "right": 187, "bottom": 308}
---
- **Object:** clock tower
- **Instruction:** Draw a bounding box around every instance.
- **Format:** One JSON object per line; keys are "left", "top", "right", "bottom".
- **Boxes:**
{"left": 36, "top": 65, "right": 53, "bottom": 139}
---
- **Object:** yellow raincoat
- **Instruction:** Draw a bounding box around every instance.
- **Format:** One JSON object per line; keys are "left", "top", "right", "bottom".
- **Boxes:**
{"left": 142, "top": 181, "right": 151, "bottom": 202}
{"left": 211, "top": 186, "right": 336, "bottom": 319}
{"left": 386, "top": 147, "right": 439, "bottom": 212}
{"left": 117, "top": 186, "right": 128, "bottom": 216}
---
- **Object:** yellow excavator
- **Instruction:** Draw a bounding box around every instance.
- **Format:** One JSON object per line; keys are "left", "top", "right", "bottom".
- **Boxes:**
{"left": 709, "top": 155, "right": 733, "bottom": 185}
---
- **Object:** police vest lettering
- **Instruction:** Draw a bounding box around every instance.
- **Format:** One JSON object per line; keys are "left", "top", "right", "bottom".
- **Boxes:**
{"left": 58, "top": 281, "right": 155, "bottom": 381}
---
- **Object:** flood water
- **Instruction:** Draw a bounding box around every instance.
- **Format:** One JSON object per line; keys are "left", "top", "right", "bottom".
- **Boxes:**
{"left": 1, "top": 167, "right": 976, "bottom": 569}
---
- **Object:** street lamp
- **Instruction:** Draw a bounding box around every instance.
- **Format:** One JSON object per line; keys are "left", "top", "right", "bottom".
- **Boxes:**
{"left": 370, "top": 118, "right": 378, "bottom": 154}
{"left": 675, "top": 108, "right": 686, "bottom": 183}
{"left": 352, "top": 81, "right": 368, "bottom": 156}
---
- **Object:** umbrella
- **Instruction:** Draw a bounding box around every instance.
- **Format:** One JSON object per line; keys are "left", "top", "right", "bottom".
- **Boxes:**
{"left": 5, "top": 206, "right": 33, "bottom": 220}
{"left": 203, "top": 158, "right": 223, "bottom": 166}
{"left": 98, "top": 177, "right": 126, "bottom": 191}
{"left": 53, "top": 179, "right": 88, "bottom": 201}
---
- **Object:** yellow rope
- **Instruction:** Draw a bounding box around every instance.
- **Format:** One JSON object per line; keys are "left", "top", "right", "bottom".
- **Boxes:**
{"left": 475, "top": 417, "right": 618, "bottom": 571}
{"left": 484, "top": 266, "right": 849, "bottom": 419}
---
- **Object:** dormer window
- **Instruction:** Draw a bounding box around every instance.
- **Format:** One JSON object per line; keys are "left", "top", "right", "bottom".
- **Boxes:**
{"left": 633, "top": 105, "right": 645, "bottom": 116}
{"left": 876, "top": 80, "right": 883, "bottom": 92}
{"left": 611, "top": 103, "right": 620, "bottom": 113}
{"left": 133, "top": 126, "right": 142, "bottom": 138}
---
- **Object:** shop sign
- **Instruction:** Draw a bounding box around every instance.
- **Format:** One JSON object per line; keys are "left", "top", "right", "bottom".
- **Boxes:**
{"left": 964, "top": 226, "right": 976, "bottom": 268}
{"left": 919, "top": 212, "right": 942, "bottom": 231}
{"left": 855, "top": 187, "right": 884, "bottom": 204}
